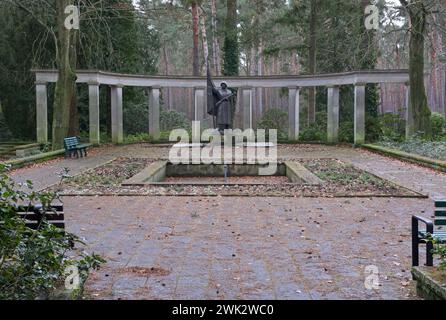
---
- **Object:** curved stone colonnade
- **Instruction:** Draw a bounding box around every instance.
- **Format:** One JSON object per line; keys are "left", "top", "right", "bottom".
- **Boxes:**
{"left": 33, "top": 69, "right": 410, "bottom": 145}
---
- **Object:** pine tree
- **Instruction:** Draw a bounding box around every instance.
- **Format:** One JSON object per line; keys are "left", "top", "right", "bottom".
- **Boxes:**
{"left": 223, "top": 0, "right": 239, "bottom": 76}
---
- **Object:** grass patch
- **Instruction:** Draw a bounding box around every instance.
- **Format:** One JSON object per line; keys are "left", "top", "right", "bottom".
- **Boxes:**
{"left": 377, "top": 139, "right": 446, "bottom": 161}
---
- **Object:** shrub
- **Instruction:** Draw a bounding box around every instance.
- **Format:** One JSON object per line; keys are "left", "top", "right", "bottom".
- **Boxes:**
{"left": 124, "top": 133, "right": 152, "bottom": 144}
{"left": 428, "top": 235, "right": 446, "bottom": 271}
{"left": 257, "top": 108, "right": 289, "bottom": 140}
{"left": 339, "top": 121, "right": 354, "bottom": 143}
{"left": 433, "top": 244, "right": 446, "bottom": 271}
{"left": 431, "top": 112, "right": 446, "bottom": 140}
{"left": 366, "top": 116, "right": 381, "bottom": 143}
{"left": 160, "top": 109, "right": 191, "bottom": 132}
{"left": 379, "top": 113, "right": 406, "bottom": 142}
{"left": 300, "top": 112, "right": 327, "bottom": 142}
{"left": 0, "top": 164, "right": 104, "bottom": 299}
{"left": 124, "top": 102, "right": 149, "bottom": 135}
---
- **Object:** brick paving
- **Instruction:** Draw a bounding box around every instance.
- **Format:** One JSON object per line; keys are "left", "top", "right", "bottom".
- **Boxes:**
{"left": 7, "top": 143, "right": 446, "bottom": 299}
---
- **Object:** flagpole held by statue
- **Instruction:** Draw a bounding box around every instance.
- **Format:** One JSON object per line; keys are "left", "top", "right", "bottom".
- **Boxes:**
{"left": 206, "top": 64, "right": 236, "bottom": 135}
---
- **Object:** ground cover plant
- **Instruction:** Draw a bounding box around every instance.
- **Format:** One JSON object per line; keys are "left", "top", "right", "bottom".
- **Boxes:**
{"left": 0, "top": 164, "right": 104, "bottom": 299}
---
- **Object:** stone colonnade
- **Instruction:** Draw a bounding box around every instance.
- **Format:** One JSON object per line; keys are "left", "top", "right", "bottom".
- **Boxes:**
{"left": 34, "top": 70, "right": 410, "bottom": 145}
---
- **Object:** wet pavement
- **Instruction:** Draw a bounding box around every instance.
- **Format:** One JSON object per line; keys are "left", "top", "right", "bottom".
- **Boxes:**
{"left": 8, "top": 143, "right": 446, "bottom": 299}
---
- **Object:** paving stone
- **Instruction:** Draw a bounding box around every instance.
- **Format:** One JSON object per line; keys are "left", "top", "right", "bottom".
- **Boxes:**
{"left": 7, "top": 144, "right": 446, "bottom": 299}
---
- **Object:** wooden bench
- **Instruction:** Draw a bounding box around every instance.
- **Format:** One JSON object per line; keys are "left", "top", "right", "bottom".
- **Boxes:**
{"left": 412, "top": 200, "right": 446, "bottom": 267}
{"left": 15, "top": 204, "right": 65, "bottom": 230}
{"left": 64, "top": 137, "right": 91, "bottom": 158}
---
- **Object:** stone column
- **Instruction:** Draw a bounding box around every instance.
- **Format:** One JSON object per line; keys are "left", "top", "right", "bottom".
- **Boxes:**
{"left": 88, "top": 83, "right": 100, "bottom": 145}
{"left": 405, "top": 83, "right": 413, "bottom": 139}
{"left": 242, "top": 87, "right": 253, "bottom": 130}
{"left": 111, "top": 85, "right": 123, "bottom": 144}
{"left": 327, "top": 86, "right": 340, "bottom": 144}
{"left": 149, "top": 86, "right": 161, "bottom": 140}
{"left": 36, "top": 81, "right": 48, "bottom": 144}
{"left": 194, "top": 87, "right": 205, "bottom": 122}
{"left": 354, "top": 84, "right": 366, "bottom": 145}
{"left": 288, "top": 87, "right": 300, "bottom": 141}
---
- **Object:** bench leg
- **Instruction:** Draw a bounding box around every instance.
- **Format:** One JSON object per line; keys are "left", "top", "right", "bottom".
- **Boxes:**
{"left": 412, "top": 238, "right": 419, "bottom": 267}
{"left": 426, "top": 241, "right": 434, "bottom": 267}
{"left": 412, "top": 217, "right": 419, "bottom": 267}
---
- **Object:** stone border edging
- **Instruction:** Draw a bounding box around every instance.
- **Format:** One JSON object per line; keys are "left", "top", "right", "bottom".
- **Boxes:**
{"left": 1, "top": 149, "right": 65, "bottom": 169}
{"left": 57, "top": 193, "right": 428, "bottom": 198}
{"left": 412, "top": 267, "right": 446, "bottom": 300}
{"left": 362, "top": 144, "right": 446, "bottom": 173}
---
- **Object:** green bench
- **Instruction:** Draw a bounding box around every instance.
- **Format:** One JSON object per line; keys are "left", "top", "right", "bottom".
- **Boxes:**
{"left": 64, "top": 137, "right": 91, "bottom": 158}
{"left": 15, "top": 204, "right": 65, "bottom": 230}
{"left": 412, "top": 200, "right": 446, "bottom": 266}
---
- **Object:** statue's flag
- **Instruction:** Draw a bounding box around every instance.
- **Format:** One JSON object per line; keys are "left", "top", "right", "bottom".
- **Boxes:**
{"left": 207, "top": 65, "right": 219, "bottom": 116}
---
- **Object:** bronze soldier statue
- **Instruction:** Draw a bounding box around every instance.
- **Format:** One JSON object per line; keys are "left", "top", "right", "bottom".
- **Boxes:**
{"left": 214, "top": 82, "right": 234, "bottom": 134}
{"left": 207, "top": 67, "right": 235, "bottom": 135}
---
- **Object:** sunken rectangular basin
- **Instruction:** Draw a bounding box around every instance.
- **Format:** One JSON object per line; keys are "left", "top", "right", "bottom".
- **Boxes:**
{"left": 122, "top": 161, "right": 323, "bottom": 186}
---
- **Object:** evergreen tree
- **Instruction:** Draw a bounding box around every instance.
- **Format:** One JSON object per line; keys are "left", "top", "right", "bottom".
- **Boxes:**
{"left": 223, "top": 0, "right": 239, "bottom": 76}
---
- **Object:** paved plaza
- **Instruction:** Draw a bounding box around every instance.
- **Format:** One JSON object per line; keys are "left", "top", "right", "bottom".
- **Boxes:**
{"left": 9, "top": 144, "right": 446, "bottom": 299}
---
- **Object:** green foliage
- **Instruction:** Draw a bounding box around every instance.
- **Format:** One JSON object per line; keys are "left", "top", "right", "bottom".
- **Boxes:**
{"left": 431, "top": 112, "right": 446, "bottom": 140}
{"left": 366, "top": 116, "right": 382, "bottom": 143}
{"left": 428, "top": 235, "right": 446, "bottom": 271}
{"left": 300, "top": 111, "right": 327, "bottom": 142}
{"left": 433, "top": 244, "right": 446, "bottom": 271}
{"left": 377, "top": 139, "right": 446, "bottom": 161}
{"left": 160, "top": 109, "right": 191, "bottom": 132}
{"left": 256, "top": 108, "right": 288, "bottom": 140}
{"left": 339, "top": 121, "right": 354, "bottom": 143}
{"left": 0, "top": 164, "right": 104, "bottom": 300}
{"left": 124, "top": 133, "right": 152, "bottom": 144}
{"left": 223, "top": 0, "right": 239, "bottom": 76}
{"left": 124, "top": 101, "right": 149, "bottom": 135}
{"left": 0, "top": 0, "right": 160, "bottom": 141}
{"left": 379, "top": 113, "right": 406, "bottom": 142}
{"left": 378, "top": 112, "right": 446, "bottom": 143}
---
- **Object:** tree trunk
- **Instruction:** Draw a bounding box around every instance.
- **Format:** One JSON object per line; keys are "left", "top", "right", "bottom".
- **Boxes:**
{"left": 0, "top": 99, "right": 12, "bottom": 141}
{"left": 68, "top": 29, "right": 79, "bottom": 137}
{"left": 52, "top": 0, "right": 77, "bottom": 150}
{"left": 223, "top": 0, "right": 239, "bottom": 76}
{"left": 199, "top": 7, "right": 209, "bottom": 70}
{"left": 291, "top": 49, "right": 299, "bottom": 74}
{"left": 210, "top": 0, "right": 221, "bottom": 75}
{"left": 401, "top": 0, "right": 431, "bottom": 137}
{"left": 192, "top": 2, "right": 200, "bottom": 76}
{"left": 308, "top": 0, "right": 318, "bottom": 125}
{"left": 258, "top": 40, "right": 264, "bottom": 118}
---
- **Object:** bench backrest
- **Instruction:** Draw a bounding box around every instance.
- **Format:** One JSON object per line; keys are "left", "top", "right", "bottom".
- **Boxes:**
{"left": 435, "top": 200, "right": 446, "bottom": 227}
{"left": 16, "top": 204, "right": 65, "bottom": 230}
{"left": 64, "top": 137, "right": 79, "bottom": 150}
